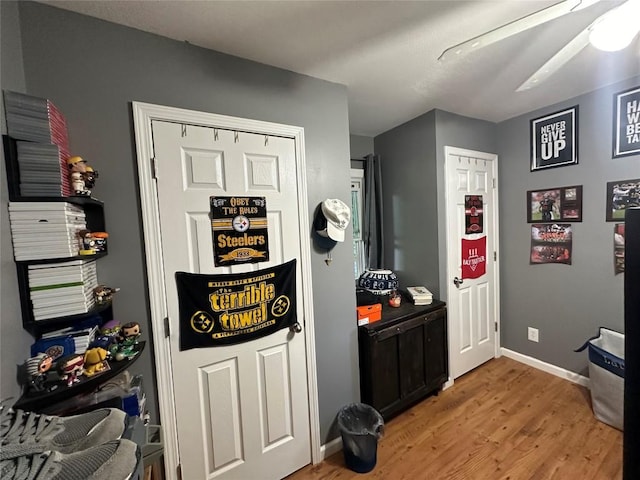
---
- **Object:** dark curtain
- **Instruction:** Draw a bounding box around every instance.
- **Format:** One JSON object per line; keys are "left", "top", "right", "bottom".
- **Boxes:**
{"left": 363, "top": 154, "right": 384, "bottom": 269}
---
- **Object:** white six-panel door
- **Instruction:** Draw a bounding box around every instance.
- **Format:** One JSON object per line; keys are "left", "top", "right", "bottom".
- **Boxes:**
{"left": 151, "top": 120, "right": 311, "bottom": 479}
{"left": 445, "top": 147, "right": 499, "bottom": 379}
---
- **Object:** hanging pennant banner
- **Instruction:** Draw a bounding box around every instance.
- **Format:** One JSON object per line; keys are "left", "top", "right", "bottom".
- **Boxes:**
{"left": 465, "top": 195, "right": 484, "bottom": 233}
{"left": 210, "top": 196, "right": 269, "bottom": 266}
{"left": 461, "top": 236, "right": 487, "bottom": 279}
{"left": 176, "top": 260, "right": 297, "bottom": 350}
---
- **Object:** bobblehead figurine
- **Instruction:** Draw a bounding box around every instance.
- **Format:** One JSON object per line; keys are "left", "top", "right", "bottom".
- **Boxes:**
{"left": 24, "top": 353, "right": 53, "bottom": 393}
{"left": 57, "top": 353, "right": 84, "bottom": 387}
{"left": 67, "top": 156, "right": 93, "bottom": 196}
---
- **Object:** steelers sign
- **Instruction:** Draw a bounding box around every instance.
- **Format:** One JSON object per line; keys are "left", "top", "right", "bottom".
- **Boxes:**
{"left": 210, "top": 196, "right": 269, "bottom": 266}
{"left": 176, "top": 259, "right": 297, "bottom": 349}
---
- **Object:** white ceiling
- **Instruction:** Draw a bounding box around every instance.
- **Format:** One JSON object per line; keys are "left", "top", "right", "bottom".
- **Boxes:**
{"left": 39, "top": 0, "right": 640, "bottom": 137}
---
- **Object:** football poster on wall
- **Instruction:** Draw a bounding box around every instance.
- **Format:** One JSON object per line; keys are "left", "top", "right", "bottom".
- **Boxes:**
{"left": 176, "top": 259, "right": 297, "bottom": 350}
{"left": 530, "top": 106, "right": 578, "bottom": 171}
{"left": 461, "top": 236, "right": 487, "bottom": 279}
{"left": 614, "top": 224, "right": 625, "bottom": 275}
{"left": 613, "top": 86, "right": 640, "bottom": 158}
{"left": 465, "top": 195, "right": 483, "bottom": 233}
{"left": 210, "top": 196, "right": 269, "bottom": 266}
{"left": 530, "top": 224, "right": 572, "bottom": 265}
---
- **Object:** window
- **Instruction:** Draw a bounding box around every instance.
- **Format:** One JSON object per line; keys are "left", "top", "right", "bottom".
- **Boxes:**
{"left": 351, "top": 168, "right": 365, "bottom": 279}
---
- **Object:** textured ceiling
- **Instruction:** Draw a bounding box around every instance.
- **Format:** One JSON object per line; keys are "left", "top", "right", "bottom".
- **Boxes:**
{"left": 39, "top": 0, "right": 640, "bottom": 136}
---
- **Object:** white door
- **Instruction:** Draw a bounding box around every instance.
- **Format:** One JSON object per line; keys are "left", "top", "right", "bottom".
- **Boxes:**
{"left": 444, "top": 147, "right": 500, "bottom": 379}
{"left": 151, "top": 120, "right": 311, "bottom": 479}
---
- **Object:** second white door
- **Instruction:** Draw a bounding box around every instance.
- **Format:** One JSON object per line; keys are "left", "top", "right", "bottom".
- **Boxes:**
{"left": 445, "top": 146, "right": 499, "bottom": 379}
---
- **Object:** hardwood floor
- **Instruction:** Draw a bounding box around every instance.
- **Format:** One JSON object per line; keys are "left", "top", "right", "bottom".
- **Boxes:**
{"left": 287, "top": 356, "right": 622, "bottom": 480}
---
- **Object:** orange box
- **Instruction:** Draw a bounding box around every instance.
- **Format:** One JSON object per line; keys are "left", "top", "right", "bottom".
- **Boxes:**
{"left": 357, "top": 303, "right": 382, "bottom": 325}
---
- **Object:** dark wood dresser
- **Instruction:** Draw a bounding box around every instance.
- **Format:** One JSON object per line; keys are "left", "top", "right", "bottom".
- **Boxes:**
{"left": 358, "top": 297, "right": 448, "bottom": 420}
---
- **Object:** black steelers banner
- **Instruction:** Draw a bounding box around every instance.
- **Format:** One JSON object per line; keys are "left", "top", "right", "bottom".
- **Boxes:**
{"left": 210, "top": 196, "right": 269, "bottom": 266}
{"left": 176, "top": 259, "right": 297, "bottom": 350}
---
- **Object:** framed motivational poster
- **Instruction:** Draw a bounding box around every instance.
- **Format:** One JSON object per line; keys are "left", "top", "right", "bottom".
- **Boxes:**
{"left": 613, "top": 85, "right": 640, "bottom": 158}
{"left": 531, "top": 106, "right": 578, "bottom": 171}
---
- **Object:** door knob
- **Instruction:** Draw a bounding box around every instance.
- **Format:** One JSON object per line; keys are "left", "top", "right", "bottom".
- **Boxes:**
{"left": 290, "top": 322, "right": 302, "bottom": 334}
{"left": 453, "top": 277, "right": 464, "bottom": 288}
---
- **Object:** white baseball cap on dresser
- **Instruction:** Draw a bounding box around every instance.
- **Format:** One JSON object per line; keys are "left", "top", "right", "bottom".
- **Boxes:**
{"left": 320, "top": 198, "right": 351, "bottom": 242}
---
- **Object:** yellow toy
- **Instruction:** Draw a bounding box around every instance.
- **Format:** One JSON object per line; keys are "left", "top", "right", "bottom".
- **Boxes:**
{"left": 83, "top": 347, "right": 109, "bottom": 377}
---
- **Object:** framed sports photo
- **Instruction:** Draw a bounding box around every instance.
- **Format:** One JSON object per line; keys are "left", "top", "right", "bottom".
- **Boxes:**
{"left": 527, "top": 185, "right": 583, "bottom": 223}
{"left": 606, "top": 178, "right": 640, "bottom": 221}
{"left": 613, "top": 86, "right": 640, "bottom": 158}
{"left": 530, "top": 106, "right": 578, "bottom": 171}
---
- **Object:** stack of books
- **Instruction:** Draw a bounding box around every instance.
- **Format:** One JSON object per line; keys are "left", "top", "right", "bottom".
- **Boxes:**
{"left": 32, "top": 324, "right": 99, "bottom": 358}
{"left": 16, "top": 141, "right": 70, "bottom": 197}
{"left": 8, "top": 202, "right": 86, "bottom": 261}
{"left": 4, "top": 90, "right": 72, "bottom": 197}
{"left": 406, "top": 286, "right": 433, "bottom": 305}
{"left": 28, "top": 260, "right": 98, "bottom": 321}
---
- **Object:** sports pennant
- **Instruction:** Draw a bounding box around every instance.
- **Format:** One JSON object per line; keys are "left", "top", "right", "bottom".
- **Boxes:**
{"left": 176, "top": 259, "right": 297, "bottom": 350}
{"left": 461, "top": 236, "right": 487, "bottom": 279}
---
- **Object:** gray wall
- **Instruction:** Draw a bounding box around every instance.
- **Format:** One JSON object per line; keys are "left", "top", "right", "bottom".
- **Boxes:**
{"left": 374, "top": 110, "right": 439, "bottom": 293}
{"left": 6, "top": 1, "right": 359, "bottom": 442}
{"left": 0, "top": 0, "right": 33, "bottom": 402}
{"left": 497, "top": 76, "right": 640, "bottom": 375}
{"left": 350, "top": 134, "right": 374, "bottom": 160}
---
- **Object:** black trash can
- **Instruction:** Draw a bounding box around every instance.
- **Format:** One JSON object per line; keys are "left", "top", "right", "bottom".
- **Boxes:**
{"left": 337, "top": 403, "right": 384, "bottom": 473}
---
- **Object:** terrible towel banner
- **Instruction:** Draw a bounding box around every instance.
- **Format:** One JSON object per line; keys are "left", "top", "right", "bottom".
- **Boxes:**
{"left": 176, "top": 259, "right": 297, "bottom": 350}
{"left": 210, "top": 196, "right": 269, "bottom": 266}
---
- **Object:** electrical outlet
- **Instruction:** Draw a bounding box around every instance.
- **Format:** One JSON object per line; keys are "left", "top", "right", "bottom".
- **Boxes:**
{"left": 528, "top": 327, "right": 539, "bottom": 343}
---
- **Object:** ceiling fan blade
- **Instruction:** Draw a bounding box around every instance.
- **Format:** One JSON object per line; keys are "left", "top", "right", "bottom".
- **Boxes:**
{"left": 516, "top": 26, "right": 592, "bottom": 91}
{"left": 438, "top": 0, "right": 601, "bottom": 61}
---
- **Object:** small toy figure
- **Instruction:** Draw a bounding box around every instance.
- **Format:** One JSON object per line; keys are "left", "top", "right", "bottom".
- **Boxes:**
{"left": 83, "top": 166, "right": 99, "bottom": 190}
{"left": 67, "top": 156, "right": 92, "bottom": 196}
{"left": 24, "top": 353, "right": 53, "bottom": 393}
{"left": 78, "top": 229, "right": 97, "bottom": 255}
{"left": 111, "top": 322, "right": 141, "bottom": 361}
{"left": 57, "top": 353, "right": 84, "bottom": 387}
{"left": 93, "top": 285, "right": 120, "bottom": 305}
{"left": 92, "top": 319, "right": 121, "bottom": 350}
{"left": 91, "top": 232, "right": 109, "bottom": 252}
{"left": 83, "top": 347, "right": 109, "bottom": 377}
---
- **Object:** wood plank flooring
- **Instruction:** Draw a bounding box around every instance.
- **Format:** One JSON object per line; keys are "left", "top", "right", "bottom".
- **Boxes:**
{"left": 287, "top": 356, "right": 622, "bottom": 480}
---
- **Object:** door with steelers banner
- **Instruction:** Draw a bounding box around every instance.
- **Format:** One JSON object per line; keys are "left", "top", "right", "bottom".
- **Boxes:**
{"left": 151, "top": 120, "right": 311, "bottom": 480}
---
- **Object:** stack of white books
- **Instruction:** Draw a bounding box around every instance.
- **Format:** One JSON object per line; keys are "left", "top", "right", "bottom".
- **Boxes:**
{"left": 406, "top": 286, "right": 434, "bottom": 305}
{"left": 28, "top": 259, "right": 98, "bottom": 321}
{"left": 16, "top": 141, "right": 70, "bottom": 197}
{"left": 4, "top": 90, "right": 72, "bottom": 196}
{"left": 8, "top": 202, "right": 86, "bottom": 261}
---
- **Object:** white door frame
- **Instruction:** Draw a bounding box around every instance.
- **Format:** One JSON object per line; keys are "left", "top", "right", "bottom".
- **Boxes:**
{"left": 443, "top": 146, "right": 501, "bottom": 384}
{"left": 132, "top": 102, "right": 321, "bottom": 478}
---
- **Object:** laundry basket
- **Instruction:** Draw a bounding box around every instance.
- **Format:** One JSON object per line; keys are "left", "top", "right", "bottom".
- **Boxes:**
{"left": 576, "top": 327, "right": 625, "bottom": 430}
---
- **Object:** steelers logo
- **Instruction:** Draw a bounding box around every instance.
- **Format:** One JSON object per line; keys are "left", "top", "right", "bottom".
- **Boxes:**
{"left": 232, "top": 215, "right": 250, "bottom": 233}
{"left": 271, "top": 295, "right": 291, "bottom": 317}
{"left": 191, "top": 311, "right": 214, "bottom": 334}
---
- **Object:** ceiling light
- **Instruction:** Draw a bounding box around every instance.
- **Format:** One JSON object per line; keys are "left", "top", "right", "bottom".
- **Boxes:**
{"left": 589, "top": 0, "right": 640, "bottom": 51}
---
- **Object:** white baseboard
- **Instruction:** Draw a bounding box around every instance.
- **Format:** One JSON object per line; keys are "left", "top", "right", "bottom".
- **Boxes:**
{"left": 501, "top": 348, "right": 589, "bottom": 388}
{"left": 319, "top": 436, "right": 342, "bottom": 462}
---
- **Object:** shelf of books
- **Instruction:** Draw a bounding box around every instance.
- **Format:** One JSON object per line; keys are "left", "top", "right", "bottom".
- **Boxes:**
{"left": 3, "top": 89, "right": 146, "bottom": 419}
